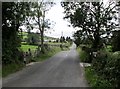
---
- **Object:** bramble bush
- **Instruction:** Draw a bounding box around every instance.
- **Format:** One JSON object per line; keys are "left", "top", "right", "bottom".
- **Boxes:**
{"left": 92, "top": 50, "right": 120, "bottom": 88}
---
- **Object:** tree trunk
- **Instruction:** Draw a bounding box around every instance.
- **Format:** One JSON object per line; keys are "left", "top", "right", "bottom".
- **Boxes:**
{"left": 40, "top": 30, "right": 44, "bottom": 53}
{"left": 40, "top": 11, "right": 45, "bottom": 54}
{"left": 92, "top": 3, "right": 101, "bottom": 51}
{"left": 93, "top": 32, "right": 100, "bottom": 50}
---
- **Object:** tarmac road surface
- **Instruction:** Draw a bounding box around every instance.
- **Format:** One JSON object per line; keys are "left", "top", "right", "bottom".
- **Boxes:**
{"left": 3, "top": 43, "right": 88, "bottom": 87}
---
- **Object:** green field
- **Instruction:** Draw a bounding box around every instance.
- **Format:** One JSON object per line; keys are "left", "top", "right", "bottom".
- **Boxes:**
{"left": 21, "top": 32, "right": 28, "bottom": 39}
{"left": 48, "top": 42, "right": 71, "bottom": 47}
{"left": 22, "top": 31, "right": 58, "bottom": 41}
{"left": 20, "top": 45, "right": 38, "bottom": 52}
{"left": 20, "top": 42, "right": 70, "bottom": 53}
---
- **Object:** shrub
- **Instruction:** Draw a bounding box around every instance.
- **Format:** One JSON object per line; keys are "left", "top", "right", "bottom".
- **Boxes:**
{"left": 107, "top": 45, "right": 112, "bottom": 52}
{"left": 77, "top": 46, "right": 91, "bottom": 63}
{"left": 79, "top": 46, "right": 91, "bottom": 63}
{"left": 104, "top": 51, "right": 120, "bottom": 87}
{"left": 85, "top": 67, "right": 112, "bottom": 88}
{"left": 92, "top": 50, "right": 120, "bottom": 88}
{"left": 80, "top": 50, "right": 89, "bottom": 62}
{"left": 44, "top": 44, "right": 50, "bottom": 51}
{"left": 92, "top": 50, "right": 108, "bottom": 75}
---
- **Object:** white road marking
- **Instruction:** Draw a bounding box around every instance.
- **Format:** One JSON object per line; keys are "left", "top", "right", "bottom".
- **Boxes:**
{"left": 80, "top": 63, "right": 91, "bottom": 68}
{"left": 80, "top": 63, "right": 84, "bottom": 67}
{"left": 26, "top": 62, "right": 39, "bottom": 66}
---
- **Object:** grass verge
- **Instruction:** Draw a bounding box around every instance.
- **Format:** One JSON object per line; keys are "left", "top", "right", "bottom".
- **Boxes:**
{"left": 2, "top": 62, "right": 25, "bottom": 77}
{"left": 77, "top": 47, "right": 89, "bottom": 62}
{"left": 3, "top": 45, "right": 70, "bottom": 77}
{"left": 85, "top": 66, "right": 112, "bottom": 89}
{"left": 34, "top": 46, "right": 68, "bottom": 61}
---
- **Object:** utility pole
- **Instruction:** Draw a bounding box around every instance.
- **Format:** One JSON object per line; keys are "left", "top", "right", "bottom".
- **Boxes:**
{"left": 61, "top": 31, "right": 63, "bottom": 44}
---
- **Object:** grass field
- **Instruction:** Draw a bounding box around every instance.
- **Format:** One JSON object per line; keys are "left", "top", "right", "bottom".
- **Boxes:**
{"left": 21, "top": 32, "right": 28, "bottom": 39}
{"left": 22, "top": 31, "right": 58, "bottom": 41}
{"left": 20, "top": 45, "right": 38, "bottom": 52}
{"left": 20, "top": 42, "right": 71, "bottom": 53}
{"left": 48, "top": 42, "right": 71, "bottom": 47}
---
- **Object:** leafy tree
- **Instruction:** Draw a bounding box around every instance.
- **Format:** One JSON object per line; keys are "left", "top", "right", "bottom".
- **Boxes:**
{"left": 56, "top": 39, "right": 59, "bottom": 42}
{"left": 73, "top": 30, "right": 93, "bottom": 46}
{"left": 73, "top": 30, "right": 84, "bottom": 46}
{"left": 66, "top": 36, "right": 69, "bottom": 41}
{"left": 61, "top": 2, "right": 117, "bottom": 50}
{"left": 60, "top": 36, "right": 63, "bottom": 43}
{"left": 63, "top": 36, "right": 65, "bottom": 42}
{"left": 25, "top": 1, "right": 55, "bottom": 53}
{"left": 27, "top": 32, "right": 40, "bottom": 45}
{"left": 112, "top": 30, "right": 120, "bottom": 51}
{"left": 66, "top": 36, "right": 72, "bottom": 42}
{"left": 2, "top": 2, "right": 30, "bottom": 64}
{"left": 112, "top": 1, "right": 120, "bottom": 52}
{"left": 60, "top": 36, "right": 65, "bottom": 43}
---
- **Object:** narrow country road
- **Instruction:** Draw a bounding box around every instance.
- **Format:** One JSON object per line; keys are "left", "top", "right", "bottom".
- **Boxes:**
{"left": 3, "top": 43, "right": 88, "bottom": 87}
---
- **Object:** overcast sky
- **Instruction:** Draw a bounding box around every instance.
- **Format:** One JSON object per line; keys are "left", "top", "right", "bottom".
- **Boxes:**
{"left": 44, "top": 1, "right": 75, "bottom": 38}
{"left": 24, "top": 0, "right": 111, "bottom": 39}
{"left": 44, "top": 0, "right": 111, "bottom": 38}
{"left": 20, "top": 1, "right": 75, "bottom": 39}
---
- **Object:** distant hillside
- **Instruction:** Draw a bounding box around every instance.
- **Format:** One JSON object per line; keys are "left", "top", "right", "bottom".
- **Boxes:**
{"left": 22, "top": 32, "right": 58, "bottom": 41}
{"left": 44, "top": 36, "right": 58, "bottom": 40}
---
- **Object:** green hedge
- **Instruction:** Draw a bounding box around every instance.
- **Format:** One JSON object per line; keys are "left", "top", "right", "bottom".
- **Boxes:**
{"left": 77, "top": 46, "right": 92, "bottom": 63}
{"left": 85, "top": 66, "right": 112, "bottom": 88}
{"left": 92, "top": 51, "right": 120, "bottom": 88}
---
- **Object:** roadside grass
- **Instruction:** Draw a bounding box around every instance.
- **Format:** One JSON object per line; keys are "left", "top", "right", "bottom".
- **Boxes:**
{"left": 2, "top": 44, "right": 38, "bottom": 77}
{"left": 3, "top": 43, "right": 70, "bottom": 77}
{"left": 85, "top": 66, "right": 112, "bottom": 88}
{"left": 2, "top": 62, "right": 25, "bottom": 77}
{"left": 34, "top": 46, "right": 69, "bottom": 61}
{"left": 77, "top": 45, "right": 112, "bottom": 88}
{"left": 77, "top": 47, "right": 89, "bottom": 62}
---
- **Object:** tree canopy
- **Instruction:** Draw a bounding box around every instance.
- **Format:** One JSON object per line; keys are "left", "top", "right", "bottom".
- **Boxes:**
{"left": 2, "top": 2, "right": 31, "bottom": 64}
{"left": 61, "top": 2, "right": 117, "bottom": 50}
{"left": 24, "top": 1, "right": 55, "bottom": 53}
